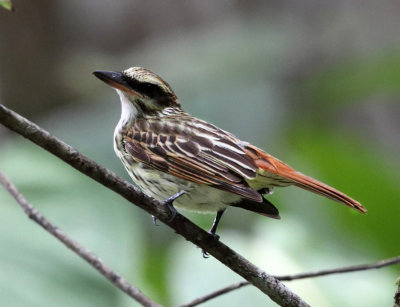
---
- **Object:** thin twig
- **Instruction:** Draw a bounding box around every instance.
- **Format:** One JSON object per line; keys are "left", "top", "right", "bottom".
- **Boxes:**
{"left": 0, "top": 103, "right": 309, "bottom": 306}
{"left": 276, "top": 256, "right": 400, "bottom": 281}
{"left": 181, "top": 256, "right": 400, "bottom": 307}
{"left": 179, "top": 281, "right": 249, "bottom": 307}
{"left": 0, "top": 171, "right": 161, "bottom": 307}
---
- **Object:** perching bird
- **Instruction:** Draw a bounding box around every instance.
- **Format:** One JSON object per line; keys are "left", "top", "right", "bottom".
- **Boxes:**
{"left": 93, "top": 67, "right": 366, "bottom": 237}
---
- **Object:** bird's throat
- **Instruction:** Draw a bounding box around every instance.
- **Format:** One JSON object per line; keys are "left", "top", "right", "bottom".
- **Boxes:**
{"left": 116, "top": 90, "right": 138, "bottom": 131}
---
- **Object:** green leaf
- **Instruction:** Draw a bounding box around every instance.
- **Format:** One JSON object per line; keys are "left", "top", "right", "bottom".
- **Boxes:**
{"left": 0, "top": 0, "right": 14, "bottom": 11}
{"left": 0, "top": 0, "right": 13, "bottom": 11}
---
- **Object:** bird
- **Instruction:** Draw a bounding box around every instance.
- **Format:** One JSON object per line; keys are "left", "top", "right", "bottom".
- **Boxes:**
{"left": 93, "top": 67, "right": 366, "bottom": 238}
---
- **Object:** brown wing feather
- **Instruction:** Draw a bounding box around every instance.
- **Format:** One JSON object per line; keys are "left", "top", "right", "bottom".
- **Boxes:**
{"left": 123, "top": 117, "right": 262, "bottom": 202}
{"left": 243, "top": 144, "right": 366, "bottom": 213}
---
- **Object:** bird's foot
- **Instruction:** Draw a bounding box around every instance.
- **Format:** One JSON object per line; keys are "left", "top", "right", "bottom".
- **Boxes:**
{"left": 159, "top": 190, "right": 185, "bottom": 223}
{"left": 202, "top": 231, "right": 220, "bottom": 258}
{"left": 202, "top": 210, "right": 225, "bottom": 258}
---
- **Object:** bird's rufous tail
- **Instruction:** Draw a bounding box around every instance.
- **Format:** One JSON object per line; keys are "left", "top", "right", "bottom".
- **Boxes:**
{"left": 243, "top": 144, "right": 366, "bottom": 213}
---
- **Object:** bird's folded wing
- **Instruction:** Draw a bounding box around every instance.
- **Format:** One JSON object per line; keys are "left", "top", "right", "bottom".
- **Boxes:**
{"left": 123, "top": 118, "right": 263, "bottom": 202}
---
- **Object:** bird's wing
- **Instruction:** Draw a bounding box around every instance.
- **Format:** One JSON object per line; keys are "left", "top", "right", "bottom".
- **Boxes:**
{"left": 122, "top": 117, "right": 263, "bottom": 202}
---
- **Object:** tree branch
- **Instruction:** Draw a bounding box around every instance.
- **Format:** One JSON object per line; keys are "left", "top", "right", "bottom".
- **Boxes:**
{"left": 0, "top": 171, "right": 161, "bottom": 307}
{"left": 0, "top": 103, "right": 309, "bottom": 306}
{"left": 181, "top": 255, "right": 400, "bottom": 307}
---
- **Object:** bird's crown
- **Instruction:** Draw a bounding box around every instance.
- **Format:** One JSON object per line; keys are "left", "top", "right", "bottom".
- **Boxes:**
{"left": 122, "top": 67, "right": 178, "bottom": 103}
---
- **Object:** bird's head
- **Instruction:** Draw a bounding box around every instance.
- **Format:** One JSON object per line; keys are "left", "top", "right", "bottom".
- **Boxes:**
{"left": 93, "top": 67, "right": 180, "bottom": 115}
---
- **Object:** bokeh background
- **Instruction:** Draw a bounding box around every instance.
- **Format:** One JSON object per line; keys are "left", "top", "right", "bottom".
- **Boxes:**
{"left": 1, "top": 1, "right": 400, "bottom": 306}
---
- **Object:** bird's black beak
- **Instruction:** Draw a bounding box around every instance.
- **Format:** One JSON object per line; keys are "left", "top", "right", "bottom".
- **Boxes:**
{"left": 93, "top": 70, "right": 132, "bottom": 92}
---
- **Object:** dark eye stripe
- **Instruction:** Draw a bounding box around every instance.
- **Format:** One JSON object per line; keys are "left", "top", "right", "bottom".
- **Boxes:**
{"left": 123, "top": 76, "right": 167, "bottom": 98}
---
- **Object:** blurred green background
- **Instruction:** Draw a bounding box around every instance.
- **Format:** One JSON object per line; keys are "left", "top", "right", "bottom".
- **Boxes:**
{"left": 1, "top": 1, "right": 399, "bottom": 306}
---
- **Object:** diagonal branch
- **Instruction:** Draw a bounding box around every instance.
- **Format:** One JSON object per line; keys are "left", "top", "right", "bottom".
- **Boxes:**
{"left": 181, "top": 255, "right": 400, "bottom": 307}
{"left": 0, "top": 171, "right": 161, "bottom": 307}
{"left": 0, "top": 103, "right": 309, "bottom": 306}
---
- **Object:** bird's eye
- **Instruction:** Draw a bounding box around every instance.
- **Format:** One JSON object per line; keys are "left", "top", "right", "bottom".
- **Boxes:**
{"left": 138, "top": 82, "right": 163, "bottom": 97}
{"left": 143, "top": 82, "right": 156, "bottom": 89}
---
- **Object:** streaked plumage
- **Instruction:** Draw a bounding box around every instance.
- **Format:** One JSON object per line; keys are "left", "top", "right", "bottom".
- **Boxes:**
{"left": 93, "top": 67, "right": 366, "bottom": 231}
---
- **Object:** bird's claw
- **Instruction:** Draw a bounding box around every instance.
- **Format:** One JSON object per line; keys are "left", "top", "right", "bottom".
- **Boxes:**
{"left": 165, "top": 202, "right": 177, "bottom": 222}
{"left": 161, "top": 190, "right": 185, "bottom": 222}
{"left": 202, "top": 250, "right": 210, "bottom": 258}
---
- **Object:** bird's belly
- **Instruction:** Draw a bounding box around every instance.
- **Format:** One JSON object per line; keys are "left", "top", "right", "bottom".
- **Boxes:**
{"left": 124, "top": 162, "right": 241, "bottom": 213}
